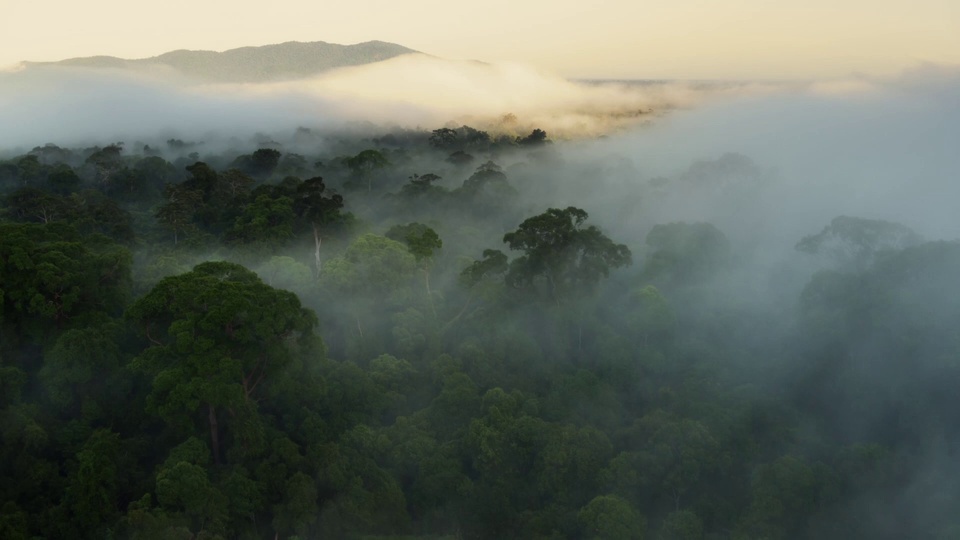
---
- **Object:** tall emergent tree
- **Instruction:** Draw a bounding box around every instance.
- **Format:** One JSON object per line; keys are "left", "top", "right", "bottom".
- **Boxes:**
{"left": 126, "top": 261, "right": 318, "bottom": 465}
{"left": 345, "top": 149, "right": 389, "bottom": 193}
{"left": 503, "top": 207, "right": 632, "bottom": 305}
{"left": 386, "top": 222, "right": 443, "bottom": 299}
{"left": 293, "top": 176, "right": 344, "bottom": 277}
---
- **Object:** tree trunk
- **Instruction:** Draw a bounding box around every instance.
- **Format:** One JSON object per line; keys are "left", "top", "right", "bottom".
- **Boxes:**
{"left": 208, "top": 404, "right": 221, "bottom": 465}
{"left": 546, "top": 273, "right": 561, "bottom": 308}
{"left": 313, "top": 223, "right": 322, "bottom": 278}
{"left": 424, "top": 267, "right": 437, "bottom": 318}
{"left": 443, "top": 292, "right": 475, "bottom": 335}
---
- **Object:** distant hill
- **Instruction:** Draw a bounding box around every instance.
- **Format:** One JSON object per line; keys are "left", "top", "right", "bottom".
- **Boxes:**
{"left": 25, "top": 40, "right": 420, "bottom": 83}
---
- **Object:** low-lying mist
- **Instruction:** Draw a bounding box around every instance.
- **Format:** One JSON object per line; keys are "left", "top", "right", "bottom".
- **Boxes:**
{"left": 0, "top": 54, "right": 776, "bottom": 151}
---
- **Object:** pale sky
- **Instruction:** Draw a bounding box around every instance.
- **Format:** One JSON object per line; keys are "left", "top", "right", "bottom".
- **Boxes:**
{"left": 2, "top": 0, "right": 958, "bottom": 79}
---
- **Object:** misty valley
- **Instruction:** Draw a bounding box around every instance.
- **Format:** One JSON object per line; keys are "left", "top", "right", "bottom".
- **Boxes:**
{"left": 2, "top": 68, "right": 960, "bottom": 540}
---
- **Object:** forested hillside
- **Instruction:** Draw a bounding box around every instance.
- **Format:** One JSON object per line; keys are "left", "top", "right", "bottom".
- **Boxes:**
{"left": 1, "top": 125, "right": 959, "bottom": 540}
{"left": 23, "top": 40, "right": 419, "bottom": 83}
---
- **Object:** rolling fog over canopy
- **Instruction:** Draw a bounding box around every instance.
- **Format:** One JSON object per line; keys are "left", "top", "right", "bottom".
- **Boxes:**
{"left": 581, "top": 64, "right": 960, "bottom": 242}
{"left": 3, "top": 41, "right": 960, "bottom": 538}
{"left": 0, "top": 54, "right": 772, "bottom": 150}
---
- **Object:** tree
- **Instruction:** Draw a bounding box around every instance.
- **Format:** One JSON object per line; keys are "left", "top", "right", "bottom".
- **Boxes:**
{"left": 345, "top": 149, "right": 389, "bottom": 192}
{"left": 736, "top": 455, "right": 828, "bottom": 539}
{"left": 447, "top": 151, "right": 474, "bottom": 167}
{"left": 84, "top": 143, "right": 125, "bottom": 187}
{"left": 231, "top": 148, "right": 281, "bottom": 179}
{"left": 503, "top": 207, "right": 631, "bottom": 305}
{"left": 321, "top": 234, "right": 416, "bottom": 343}
{"left": 3, "top": 187, "right": 66, "bottom": 224}
{"left": 448, "top": 249, "right": 509, "bottom": 333}
{"left": 461, "top": 161, "right": 507, "bottom": 193}
{"left": 65, "top": 190, "right": 135, "bottom": 243}
{"left": 623, "top": 410, "right": 720, "bottom": 512}
{"left": 133, "top": 156, "right": 181, "bottom": 197}
{"left": 517, "top": 128, "right": 549, "bottom": 146}
{"left": 429, "top": 128, "right": 458, "bottom": 150}
{"left": 127, "top": 261, "right": 318, "bottom": 464}
{"left": 796, "top": 215, "right": 922, "bottom": 271}
{"left": 293, "top": 176, "right": 344, "bottom": 277}
{"left": 460, "top": 249, "right": 509, "bottom": 289}
{"left": 226, "top": 195, "right": 295, "bottom": 246}
{"left": 15, "top": 155, "right": 46, "bottom": 185}
{"left": 40, "top": 322, "right": 124, "bottom": 418}
{"left": 178, "top": 162, "right": 253, "bottom": 233}
{"left": 578, "top": 495, "right": 646, "bottom": 540}
{"left": 0, "top": 223, "right": 130, "bottom": 345}
{"left": 255, "top": 256, "right": 314, "bottom": 292}
{"left": 386, "top": 222, "right": 443, "bottom": 304}
{"left": 628, "top": 285, "right": 675, "bottom": 350}
{"left": 155, "top": 184, "right": 202, "bottom": 245}
{"left": 642, "top": 222, "right": 729, "bottom": 285}
{"left": 659, "top": 510, "right": 704, "bottom": 540}
{"left": 45, "top": 164, "right": 81, "bottom": 195}
{"left": 62, "top": 429, "right": 125, "bottom": 535}
{"left": 400, "top": 173, "right": 445, "bottom": 198}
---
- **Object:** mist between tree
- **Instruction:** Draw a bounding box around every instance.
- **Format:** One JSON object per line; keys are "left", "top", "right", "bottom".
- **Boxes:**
{"left": 0, "top": 54, "right": 785, "bottom": 152}
{"left": 1, "top": 60, "right": 959, "bottom": 539}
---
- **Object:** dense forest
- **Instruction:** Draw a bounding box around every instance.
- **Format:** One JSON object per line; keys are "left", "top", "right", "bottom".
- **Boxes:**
{"left": 1, "top": 123, "right": 959, "bottom": 540}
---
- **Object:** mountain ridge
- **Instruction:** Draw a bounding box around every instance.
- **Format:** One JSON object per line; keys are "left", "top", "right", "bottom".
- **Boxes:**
{"left": 24, "top": 40, "right": 421, "bottom": 83}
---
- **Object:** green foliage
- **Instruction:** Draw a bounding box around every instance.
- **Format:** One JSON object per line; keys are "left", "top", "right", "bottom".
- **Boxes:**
{"left": 227, "top": 194, "right": 295, "bottom": 245}
{"left": 459, "top": 249, "right": 508, "bottom": 288}
{"left": 231, "top": 148, "right": 282, "bottom": 178}
{"left": 659, "top": 510, "right": 704, "bottom": 540}
{"left": 0, "top": 133, "right": 955, "bottom": 540}
{"left": 293, "top": 176, "right": 343, "bottom": 227}
{"left": 0, "top": 222, "right": 131, "bottom": 344}
{"left": 386, "top": 223, "right": 443, "bottom": 264}
{"left": 578, "top": 495, "right": 646, "bottom": 540}
{"left": 400, "top": 173, "right": 446, "bottom": 199}
{"left": 345, "top": 149, "right": 389, "bottom": 191}
{"left": 256, "top": 256, "right": 314, "bottom": 292}
{"left": 503, "top": 207, "right": 631, "bottom": 302}
{"left": 40, "top": 322, "right": 124, "bottom": 416}
{"left": 797, "top": 215, "right": 923, "bottom": 270}
{"left": 127, "top": 261, "right": 317, "bottom": 462}
{"left": 155, "top": 184, "right": 202, "bottom": 244}
{"left": 322, "top": 234, "right": 417, "bottom": 298}
{"left": 642, "top": 222, "right": 729, "bottom": 284}
{"left": 63, "top": 429, "right": 124, "bottom": 534}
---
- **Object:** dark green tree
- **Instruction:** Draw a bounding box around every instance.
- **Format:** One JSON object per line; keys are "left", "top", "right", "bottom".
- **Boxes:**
{"left": 517, "top": 128, "right": 549, "bottom": 146}
{"left": 155, "top": 184, "right": 202, "bottom": 245}
{"left": 293, "top": 176, "right": 344, "bottom": 277}
{"left": 578, "top": 494, "right": 646, "bottom": 540}
{"left": 127, "top": 261, "right": 318, "bottom": 464}
{"left": 503, "top": 207, "right": 631, "bottom": 305}
{"left": 386, "top": 222, "right": 443, "bottom": 302}
{"left": 226, "top": 195, "right": 295, "bottom": 246}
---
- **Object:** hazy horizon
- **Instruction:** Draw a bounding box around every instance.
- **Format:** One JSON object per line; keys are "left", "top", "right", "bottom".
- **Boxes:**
{"left": 3, "top": 0, "right": 958, "bottom": 80}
